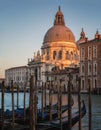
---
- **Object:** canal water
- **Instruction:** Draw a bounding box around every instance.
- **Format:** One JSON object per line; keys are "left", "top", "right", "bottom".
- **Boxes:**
{"left": 0, "top": 92, "right": 101, "bottom": 130}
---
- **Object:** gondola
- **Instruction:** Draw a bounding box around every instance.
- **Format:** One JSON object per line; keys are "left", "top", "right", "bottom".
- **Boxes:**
{"left": 37, "top": 103, "right": 71, "bottom": 122}
{"left": 36, "top": 100, "right": 86, "bottom": 130}
{"left": 16, "top": 100, "right": 86, "bottom": 130}
{"left": 13, "top": 97, "right": 74, "bottom": 125}
{"left": 38, "top": 97, "right": 74, "bottom": 114}
{"left": 0, "top": 103, "right": 58, "bottom": 119}
{"left": 0, "top": 107, "right": 26, "bottom": 119}
{"left": 14, "top": 102, "right": 71, "bottom": 125}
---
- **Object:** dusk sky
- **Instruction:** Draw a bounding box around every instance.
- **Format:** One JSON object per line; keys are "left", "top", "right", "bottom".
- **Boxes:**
{"left": 0, "top": 0, "right": 101, "bottom": 78}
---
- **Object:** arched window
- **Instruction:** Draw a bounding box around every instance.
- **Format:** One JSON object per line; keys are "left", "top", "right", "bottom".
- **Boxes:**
{"left": 42, "top": 49, "right": 45, "bottom": 54}
{"left": 81, "top": 48, "right": 85, "bottom": 61}
{"left": 82, "top": 80, "right": 84, "bottom": 89}
{"left": 95, "top": 64, "right": 97, "bottom": 72}
{"left": 93, "top": 45, "right": 97, "bottom": 58}
{"left": 58, "top": 16, "right": 61, "bottom": 23}
{"left": 47, "top": 48, "right": 49, "bottom": 55}
{"left": 71, "top": 51, "right": 73, "bottom": 60}
{"left": 53, "top": 51, "right": 57, "bottom": 60}
{"left": 89, "top": 64, "right": 91, "bottom": 72}
{"left": 35, "top": 68, "right": 37, "bottom": 80}
{"left": 58, "top": 51, "right": 62, "bottom": 60}
{"left": 66, "top": 51, "right": 69, "bottom": 59}
{"left": 82, "top": 65, "right": 84, "bottom": 73}
{"left": 95, "top": 79, "right": 97, "bottom": 88}
{"left": 88, "top": 46, "right": 92, "bottom": 60}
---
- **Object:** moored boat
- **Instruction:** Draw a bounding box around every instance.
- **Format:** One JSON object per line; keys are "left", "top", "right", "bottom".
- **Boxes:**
{"left": 36, "top": 100, "right": 86, "bottom": 130}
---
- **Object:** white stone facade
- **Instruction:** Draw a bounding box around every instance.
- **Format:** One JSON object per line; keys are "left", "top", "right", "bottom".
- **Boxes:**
{"left": 5, "top": 66, "right": 28, "bottom": 90}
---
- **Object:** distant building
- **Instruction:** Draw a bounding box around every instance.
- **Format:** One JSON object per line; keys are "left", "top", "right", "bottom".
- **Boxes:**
{"left": 78, "top": 29, "right": 101, "bottom": 93}
{"left": 28, "top": 7, "right": 79, "bottom": 87}
{"left": 5, "top": 66, "right": 28, "bottom": 90}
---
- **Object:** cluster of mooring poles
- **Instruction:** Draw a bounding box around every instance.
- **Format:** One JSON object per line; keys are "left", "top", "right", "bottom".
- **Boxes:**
{"left": 0, "top": 72, "right": 92, "bottom": 130}
{"left": 0, "top": 79, "right": 27, "bottom": 130}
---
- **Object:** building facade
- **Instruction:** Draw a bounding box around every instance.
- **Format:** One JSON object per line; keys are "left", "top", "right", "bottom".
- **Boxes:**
{"left": 5, "top": 66, "right": 28, "bottom": 90}
{"left": 78, "top": 29, "right": 101, "bottom": 93}
{"left": 28, "top": 7, "right": 79, "bottom": 87}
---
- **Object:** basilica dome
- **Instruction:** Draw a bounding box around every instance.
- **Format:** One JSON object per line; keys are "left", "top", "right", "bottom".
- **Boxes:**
{"left": 43, "top": 25, "right": 75, "bottom": 43}
{"left": 43, "top": 7, "right": 75, "bottom": 44}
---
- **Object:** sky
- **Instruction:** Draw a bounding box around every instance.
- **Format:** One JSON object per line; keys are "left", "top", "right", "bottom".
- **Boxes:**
{"left": 0, "top": 0, "right": 101, "bottom": 78}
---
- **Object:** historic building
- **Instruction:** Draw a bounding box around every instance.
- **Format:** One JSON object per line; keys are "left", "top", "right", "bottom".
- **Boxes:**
{"left": 78, "top": 29, "right": 101, "bottom": 93}
{"left": 5, "top": 66, "right": 28, "bottom": 90}
{"left": 28, "top": 7, "right": 79, "bottom": 87}
{"left": 4, "top": 7, "right": 101, "bottom": 93}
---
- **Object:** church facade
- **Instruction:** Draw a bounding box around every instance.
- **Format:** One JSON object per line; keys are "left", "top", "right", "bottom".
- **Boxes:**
{"left": 28, "top": 7, "right": 79, "bottom": 88}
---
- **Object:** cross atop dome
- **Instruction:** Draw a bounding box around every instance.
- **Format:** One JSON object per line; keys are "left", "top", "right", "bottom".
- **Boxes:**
{"left": 58, "top": 5, "right": 61, "bottom": 11}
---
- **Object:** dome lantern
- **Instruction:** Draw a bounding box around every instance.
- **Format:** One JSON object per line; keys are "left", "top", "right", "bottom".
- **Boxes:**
{"left": 54, "top": 6, "right": 65, "bottom": 26}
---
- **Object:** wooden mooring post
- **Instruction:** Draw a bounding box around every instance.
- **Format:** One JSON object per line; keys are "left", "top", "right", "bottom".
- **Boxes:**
{"left": 29, "top": 75, "right": 36, "bottom": 130}
{"left": 44, "top": 82, "right": 47, "bottom": 107}
{"left": 57, "top": 81, "right": 60, "bottom": 119}
{"left": 68, "top": 73, "right": 72, "bottom": 130}
{"left": 49, "top": 81, "right": 52, "bottom": 121}
{"left": 35, "top": 80, "right": 38, "bottom": 124}
{"left": 1, "top": 81, "right": 4, "bottom": 130}
{"left": 88, "top": 79, "right": 92, "bottom": 130}
{"left": 24, "top": 85, "right": 26, "bottom": 120}
{"left": 59, "top": 79, "right": 62, "bottom": 130}
{"left": 29, "top": 76, "right": 32, "bottom": 130}
{"left": 11, "top": 80, "right": 15, "bottom": 128}
{"left": 78, "top": 77, "right": 82, "bottom": 130}
{"left": 17, "top": 85, "right": 19, "bottom": 109}
{"left": 41, "top": 82, "right": 44, "bottom": 120}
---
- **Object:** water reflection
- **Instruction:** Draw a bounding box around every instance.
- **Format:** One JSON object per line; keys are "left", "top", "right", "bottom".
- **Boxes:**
{"left": 0, "top": 92, "right": 29, "bottom": 110}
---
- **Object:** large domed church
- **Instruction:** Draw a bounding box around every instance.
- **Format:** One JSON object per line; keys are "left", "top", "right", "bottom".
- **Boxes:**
{"left": 28, "top": 7, "right": 79, "bottom": 85}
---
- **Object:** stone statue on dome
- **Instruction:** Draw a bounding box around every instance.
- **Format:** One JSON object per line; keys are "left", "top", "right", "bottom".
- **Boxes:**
{"left": 34, "top": 52, "right": 36, "bottom": 60}
{"left": 37, "top": 50, "right": 40, "bottom": 57}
